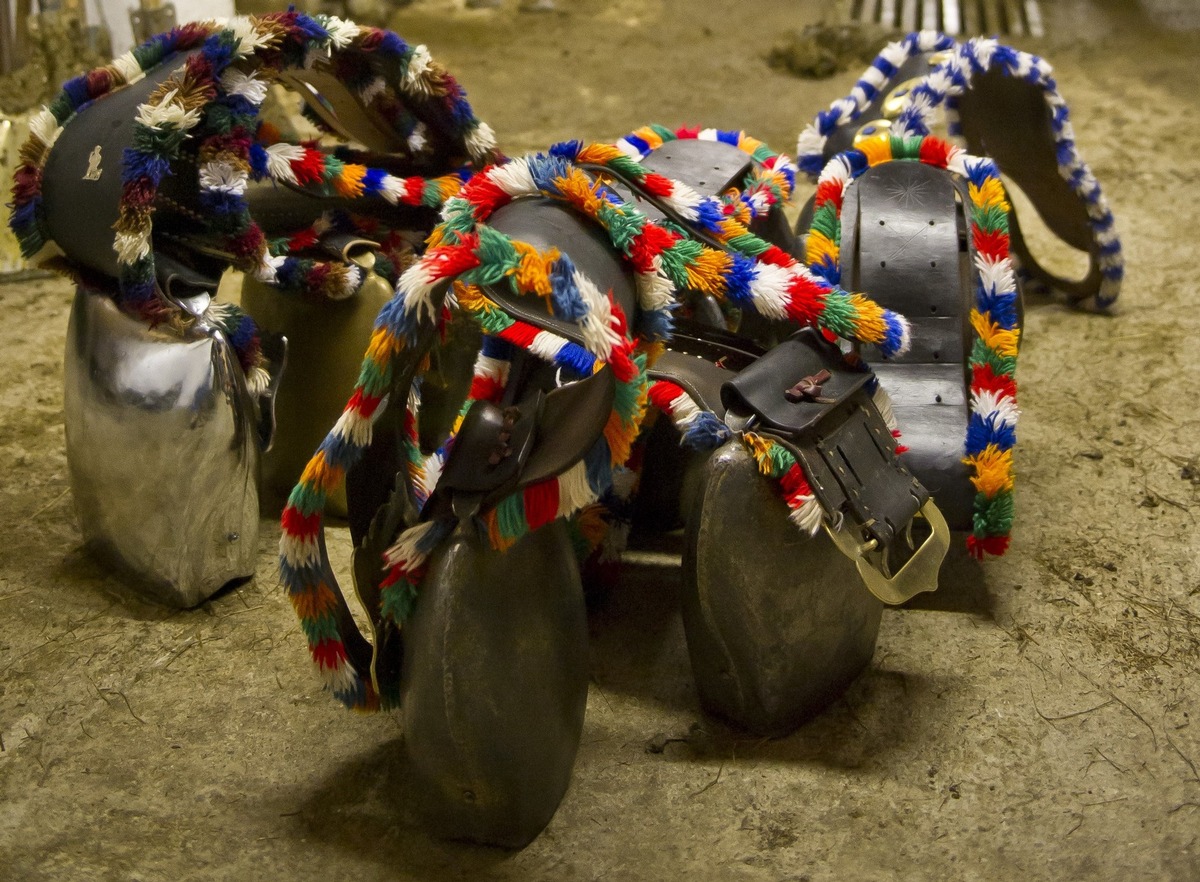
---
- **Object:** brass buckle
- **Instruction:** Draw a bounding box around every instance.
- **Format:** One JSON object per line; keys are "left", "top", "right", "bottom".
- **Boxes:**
{"left": 824, "top": 498, "right": 950, "bottom": 605}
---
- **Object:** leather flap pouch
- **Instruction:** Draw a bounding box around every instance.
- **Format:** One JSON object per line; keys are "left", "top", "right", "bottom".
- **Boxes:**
{"left": 720, "top": 330, "right": 870, "bottom": 435}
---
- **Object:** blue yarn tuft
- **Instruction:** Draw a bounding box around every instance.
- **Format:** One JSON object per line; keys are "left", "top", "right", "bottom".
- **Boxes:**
{"left": 584, "top": 438, "right": 613, "bottom": 495}
{"left": 549, "top": 140, "right": 582, "bottom": 161}
{"left": 362, "top": 167, "right": 387, "bottom": 193}
{"left": 965, "top": 413, "right": 1017, "bottom": 455}
{"left": 555, "top": 342, "right": 597, "bottom": 378}
{"left": 549, "top": 254, "right": 588, "bottom": 322}
{"left": 976, "top": 282, "right": 1019, "bottom": 328}
{"left": 481, "top": 333, "right": 515, "bottom": 360}
{"left": 248, "top": 142, "right": 270, "bottom": 179}
{"left": 724, "top": 254, "right": 757, "bottom": 307}
{"left": 122, "top": 148, "right": 172, "bottom": 185}
{"left": 623, "top": 134, "right": 650, "bottom": 156}
{"left": 62, "top": 75, "right": 91, "bottom": 109}
{"left": 881, "top": 313, "right": 906, "bottom": 359}
{"left": 682, "top": 412, "right": 732, "bottom": 451}
{"left": 637, "top": 304, "right": 675, "bottom": 342}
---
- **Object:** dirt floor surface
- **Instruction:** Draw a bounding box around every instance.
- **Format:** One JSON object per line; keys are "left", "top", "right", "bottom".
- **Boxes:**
{"left": 2, "top": 1, "right": 1199, "bottom": 879}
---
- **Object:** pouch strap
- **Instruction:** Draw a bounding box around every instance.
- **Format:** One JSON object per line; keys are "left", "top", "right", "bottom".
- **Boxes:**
{"left": 722, "top": 330, "right": 927, "bottom": 550}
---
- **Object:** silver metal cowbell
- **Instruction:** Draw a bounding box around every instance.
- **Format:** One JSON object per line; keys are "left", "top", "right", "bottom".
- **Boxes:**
{"left": 63, "top": 288, "right": 262, "bottom": 607}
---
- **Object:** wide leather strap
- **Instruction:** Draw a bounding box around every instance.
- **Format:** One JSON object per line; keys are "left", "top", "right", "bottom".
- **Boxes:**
{"left": 954, "top": 66, "right": 1105, "bottom": 304}
{"left": 722, "top": 330, "right": 927, "bottom": 551}
{"left": 842, "top": 159, "right": 976, "bottom": 530}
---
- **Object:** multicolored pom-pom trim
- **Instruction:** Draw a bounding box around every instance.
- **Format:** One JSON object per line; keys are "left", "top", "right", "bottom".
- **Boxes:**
{"left": 796, "top": 30, "right": 1121, "bottom": 309}
{"left": 614, "top": 124, "right": 798, "bottom": 226}
{"left": 11, "top": 13, "right": 498, "bottom": 390}
{"left": 280, "top": 152, "right": 662, "bottom": 710}
{"left": 807, "top": 134, "right": 1020, "bottom": 558}
{"left": 538, "top": 138, "right": 911, "bottom": 358}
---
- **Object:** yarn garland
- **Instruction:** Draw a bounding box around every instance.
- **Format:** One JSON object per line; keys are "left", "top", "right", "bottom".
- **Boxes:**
{"left": 740, "top": 432, "right": 824, "bottom": 535}
{"left": 646, "top": 380, "right": 732, "bottom": 451}
{"left": 10, "top": 13, "right": 498, "bottom": 391}
{"left": 280, "top": 151, "right": 662, "bottom": 710}
{"left": 449, "top": 142, "right": 911, "bottom": 357}
{"left": 613, "top": 124, "right": 799, "bottom": 226}
{"left": 796, "top": 30, "right": 1121, "bottom": 309}
{"left": 806, "top": 133, "right": 1020, "bottom": 558}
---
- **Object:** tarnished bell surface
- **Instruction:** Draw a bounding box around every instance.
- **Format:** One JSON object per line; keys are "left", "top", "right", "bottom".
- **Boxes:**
{"left": 400, "top": 520, "right": 589, "bottom": 848}
{"left": 682, "top": 441, "right": 883, "bottom": 736}
{"left": 63, "top": 288, "right": 260, "bottom": 608}
{"left": 237, "top": 265, "right": 392, "bottom": 515}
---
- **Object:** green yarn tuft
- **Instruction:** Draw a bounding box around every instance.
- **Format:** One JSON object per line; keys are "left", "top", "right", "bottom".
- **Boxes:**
{"left": 380, "top": 579, "right": 418, "bottom": 624}
{"left": 658, "top": 237, "right": 704, "bottom": 284}
{"left": 816, "top": 289, "right": 859, "bottom": 339}
{"left": 971, "top": 203, "right": 1009, "bottom": 234}
{"left": 809, "top": 202, "right": 841, "bottom": 244}
{"left": 970, "top": 338, "right": 1016, "bottom": 376}
{"left": 288, "top": 481, "right": 327, "bottom": 518}
{"left": 495, "top": 492, "right": 528, "bottom": 543}
{"left": 973, "top": 489, "right": 1015, "bottom": 536}
{"left": 598, "top": 202, "right": 643, "bottom": 252}
{"left": 727, "top": 231, "right": 769, "bottom": 256}
{"left": 300, "top": 611, "right": 342, "bottom": 643}
{"left": 890, "top": 135, "right": 922, "bottom": 160}
{"left": 357, "top": 352, "right": 393, "bottom": 398}
{"left": 48, "top": 93, "right": 75, "bottom": 124}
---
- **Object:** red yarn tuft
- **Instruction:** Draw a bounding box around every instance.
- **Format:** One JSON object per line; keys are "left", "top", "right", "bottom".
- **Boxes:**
{"left": 972, "top": 227, "right": 1010, "bottom": 261}
{"left": 628, "top": 223, "right": 679, "bottom": 273}
{"left": 282, "top": 504, "right": 321, "bottom": 539}
{"left": 640, "top": 173, "right": 674, "bottom": 198}
{"left": 291, "top": 148, "right": 327, "bottom": 186}
{"left": 966, "top": 533, "right": 1011, "bottom": 559}
{"left": 918, "top": 137, "right": 952, "bottom": 170}
{"left": 459, "top": 174, "right": 508, "bottom": 215}
{"left": 814, "top": 179, "right": 844, "bottom": 210}
{"left": 648, "top": 380, "right": 684, "bottom": 413}
{"left": 523, "top": 479, "right": 560, "bottom": 531}
{"left": 971, "top": 363, "right": 1017, "bottom": 399}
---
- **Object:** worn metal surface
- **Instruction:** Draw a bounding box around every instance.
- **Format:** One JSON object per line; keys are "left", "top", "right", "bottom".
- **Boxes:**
{"left": 400, "top": 521, "right": 590, "bottom": 848}
{"left": 62, "top": 287, "right": 259, "bottom": 607}
{"left": 682, "top": 441, "right": 883, "bottom": 736}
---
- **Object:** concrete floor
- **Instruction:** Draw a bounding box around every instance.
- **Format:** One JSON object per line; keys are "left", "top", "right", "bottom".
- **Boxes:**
{"left": 2, "top": 1, "right": 1199, "bottom": 879}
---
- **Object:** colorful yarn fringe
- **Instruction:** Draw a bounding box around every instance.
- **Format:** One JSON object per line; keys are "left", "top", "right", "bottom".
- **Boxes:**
{"left": 740, "top": 432, "right": 823, "bottom": 535}
{"left": 808, "top": 134, "right": 1020, "bottom": 557}
{"left": 614, "top": 125, "right": 798, "bottom": 226}
{"left": 480, "top": 139, "right": 912, "bottom": 357}
{"left": 796, "top": 30, "right": 1122, "bottom": 309}
{"left": 647, "top": 380, "right": 732, "bottom": 450}
{"left": 10, "top": 13, "right": 498, "bottom": 391}
{"left": 280, "top": 151, "right": 666, "bottom": 710}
